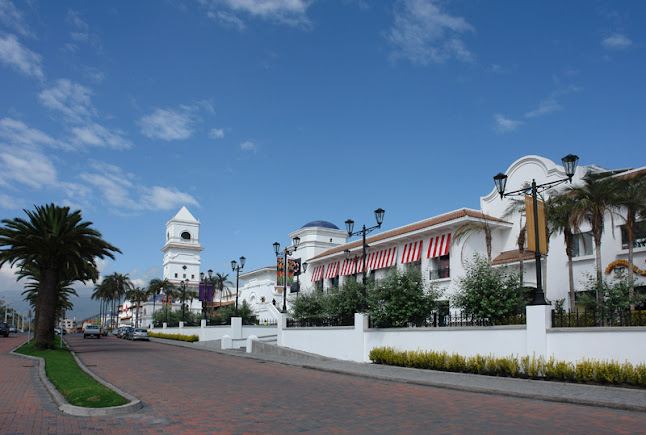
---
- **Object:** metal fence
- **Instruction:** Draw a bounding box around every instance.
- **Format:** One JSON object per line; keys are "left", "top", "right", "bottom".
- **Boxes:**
{"left": 552, "top": 309, "right": 646, "bottom": 327}
{"left": 286, "top": 317, "right": 354, "bottom": 328}
{"left": 369, "top": 312, "right": 526, "bottom": 328}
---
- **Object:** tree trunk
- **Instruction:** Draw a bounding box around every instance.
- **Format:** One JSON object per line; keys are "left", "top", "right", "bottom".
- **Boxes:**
{"left": 34, "top": 267, "right": 60, "bottom": 349}
{"left": 628, "top": 231, "right": 635, "bottom": 311}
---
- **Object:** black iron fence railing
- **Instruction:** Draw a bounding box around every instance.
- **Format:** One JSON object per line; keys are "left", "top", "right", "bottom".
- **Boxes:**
{"left": 206, "top": 318, "right": 229, "bottom": 326}
{"left": 369, "top": 312, "right": 526, "bottom": 328}
{"left": 153, "top": 322, "right": 163, "bottom": 328}
{"left": 183, "top": 321, "right": 201, "bottom": 327}
{"left": 286, "top": 317, "right": 354, "bottom": 328}
{"left": 255, "top": 319, "right": 278, "bottom": 326}
{"left": 166, "top": 321, "right": 179, "bottom": 328}
{"left": 552, "top": 309, "right": 646, "bottom": 327}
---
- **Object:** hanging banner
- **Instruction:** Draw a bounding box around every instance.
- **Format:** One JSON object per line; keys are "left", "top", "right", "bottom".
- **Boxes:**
{"left": 162, "top": 294, "right": 173, "bottom": 307}
{"left": 277, "top": 257, "right": 285, "bottom": 287}
{"left": 525, "top": 195, "right": 548, "bottom": 255}
{"left": 287, "top": 259, "right": 298, "bottom": 286}
{"left": 206, "top": 283, "right": 213, "bottom": 302}
{"left": 199, "top": 282, "right": 205, "bottom": 301}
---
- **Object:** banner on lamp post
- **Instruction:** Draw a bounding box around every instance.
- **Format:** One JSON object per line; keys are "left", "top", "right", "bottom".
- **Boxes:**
{"left": 277, "top": 257, "right": 285, "bottom": 287}
{"left": 525, "top": 195, "right": 548, "bottom": 255}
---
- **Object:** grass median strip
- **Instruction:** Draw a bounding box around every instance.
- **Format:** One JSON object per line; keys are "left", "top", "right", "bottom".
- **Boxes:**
{"left": 16, "top": 338, "right": 128, "bottom": 408}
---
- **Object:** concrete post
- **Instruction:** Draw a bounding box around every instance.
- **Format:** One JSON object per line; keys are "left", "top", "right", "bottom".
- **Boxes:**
{"left": 179, "top": 321, "right": 184, "bottom": 330}
{"left": 222, "top": 334, "right": 232, "bottom": 349}
{"left": 276, "top": 312, "right": 286, "bottom": 346}
{"left": 526, "top": 305, "right": 551, "bottom": 359}
{"left": 163, "top": 322, "right": 167, "bottom": 330}
{"left": 200, "top": 319, "right": 206, "bottom": 342}
{"left": 355, "top": 313, "right": 369, "bottom": 362}
{"left": 231, "top": 317, "right": 242, "bottom": 340}
{"left": 246, "top": 335, "right": 258, "bottom": 353}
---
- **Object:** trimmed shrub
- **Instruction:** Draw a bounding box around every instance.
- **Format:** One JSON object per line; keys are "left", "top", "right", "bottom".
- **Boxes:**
{"left": 148, "top": 332, "right": 199, "bottom": 342}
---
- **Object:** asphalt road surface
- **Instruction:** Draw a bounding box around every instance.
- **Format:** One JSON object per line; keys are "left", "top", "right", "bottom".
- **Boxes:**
{"left": 3, "top": 333, "right": 646, "bottom": 433}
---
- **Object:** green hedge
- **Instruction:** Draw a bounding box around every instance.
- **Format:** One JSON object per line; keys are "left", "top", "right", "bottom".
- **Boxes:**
{"left": 369, "top": 346, "right": 646, "bottom": 387}
{"left": 148, "top": 332, "right": 199, "bottom": 342}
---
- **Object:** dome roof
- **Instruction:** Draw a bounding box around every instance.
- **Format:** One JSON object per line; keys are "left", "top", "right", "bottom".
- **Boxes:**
{"left": 301, "top": 220, "right": 339, "bottom": 230}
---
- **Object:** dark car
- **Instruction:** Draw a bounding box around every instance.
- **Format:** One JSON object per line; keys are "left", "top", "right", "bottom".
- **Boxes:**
{"left": 0, "top": 322, "right": 8, "bottom": 337}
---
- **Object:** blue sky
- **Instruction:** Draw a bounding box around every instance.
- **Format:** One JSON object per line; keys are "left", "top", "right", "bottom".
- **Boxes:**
{"left": 0, "top": 0, "right": 644, "bottom": 320}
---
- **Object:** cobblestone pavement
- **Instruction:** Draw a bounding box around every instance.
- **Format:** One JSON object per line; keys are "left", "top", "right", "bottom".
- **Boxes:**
{"left": 2, "top": 333, "right": 646, "bottom": 434}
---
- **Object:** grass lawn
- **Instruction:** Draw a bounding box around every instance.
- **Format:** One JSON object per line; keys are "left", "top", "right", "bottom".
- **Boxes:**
{"left": 16, "top": 337, "right": 128, "bottom": 408}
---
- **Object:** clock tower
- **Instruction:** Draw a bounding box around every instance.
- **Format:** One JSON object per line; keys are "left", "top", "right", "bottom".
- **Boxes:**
{"left": 162, "top": 206, "right": 203, "bottom": 286}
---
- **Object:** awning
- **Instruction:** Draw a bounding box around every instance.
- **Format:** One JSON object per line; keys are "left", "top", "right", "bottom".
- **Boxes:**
{"left": 340, "top": 258, "right": 358, "bottom": 276}
{"left": 427, "top": 233, "right": 451, "bottom": 258}
{"left": 358, "top": 247, "right": 397, "bottom": 273}
{"left": 401, "top": 240, "right": 423, "bottom": 264}
{"left": 324, "top": 261, "right": 339, "bottom": 279}
{"left": 311, "top": 265, "right": 325, "bottom": 282}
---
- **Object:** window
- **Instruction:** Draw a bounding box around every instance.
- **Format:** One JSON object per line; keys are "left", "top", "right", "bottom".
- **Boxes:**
{"left": 181, "top": 231, "right": 191, "bottom": 240}
{"left": 406, "top": 260, "right": 421, "bottom": 273}
{"left": 572, "top": 232, "right": 593, "bottom": 257}
{"left": 191, "top": 274, "right": 195, "bottom": 279}
{"left": 621, "top": 221, "right": 646, "bottom": 249}
{"left": 430, "top": 255, "right": 450, "bottom": 279}
{"left": 328, "top": 276, "right": 339, "bottom": 288}
{"left": 315, "top": 280, "right": 323, "bottom": 292}
{"left": 174, "top": 273, "right": 178, "bottom": 278}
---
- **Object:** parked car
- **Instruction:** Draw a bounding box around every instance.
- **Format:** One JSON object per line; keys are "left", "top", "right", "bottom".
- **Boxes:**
{"left": 83, "top": 325, "right": 102, "bottom": 339}
{"left": 122, "top": 327, "right": 135, "bottom": 340}
{"left": 100, "top": 326, "right": 108, "bottom": 336}
{"left": 0, "top": 322, "right": 9, "bottom": 337}
{"left": 9, "top": 325, "right": 17, "bottom": 333}
{"left": 54, "top": 327, "right": 66, "bottom": 335}
{"left": 128, "top": 328, "right": 149, "bottom": 341}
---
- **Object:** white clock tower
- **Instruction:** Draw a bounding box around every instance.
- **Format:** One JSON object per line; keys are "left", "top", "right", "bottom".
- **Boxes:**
{"left": 162, "top": 206, "right": 203, "bottom": 286}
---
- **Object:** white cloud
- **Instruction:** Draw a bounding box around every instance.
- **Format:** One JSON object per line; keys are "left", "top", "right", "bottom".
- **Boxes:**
{"left": 602, "top": 34, "right": 632, "bottom": 51}
{"left": 0, "top": 118, "right": 59, "bottom": 148}
{"left": 0, "top": 192, "right": 23, "bottom": 209}
{"left": 388, "top": 0, "right": 474, "bottom": 65}
{"left": 0, "top": 146, "right": 58, "bottom": 189}
{"left": 70, "top": 123, "right": 131, "bottom": 150}
{"left": 0, "top": 33, "right": 44, "bottom": 79}
{"left": 200, "top": 0, "right": 312, "bottom": 28}
{"left": 240, "top": 140, "right": 258, "bottom": 152}
{"left": 209, "top": 128, "right": 225, "bottom": 139}
{"left": 493, "top": 114, "right": 522, "bottom": 134}
{"left": 140, "top": 186, "right": 199, "bottom": 211}
{"left": 139, "top": 107, "right": 194, "bottom": 141}
{"left": 524, "top": 85, "right": 581, "bottom": 119}
{"left": 0, "top": 0, "right": 32, "bottom": 37}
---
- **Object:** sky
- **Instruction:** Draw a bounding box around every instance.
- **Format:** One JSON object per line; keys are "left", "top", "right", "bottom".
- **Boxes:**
{"left": 0, "top": 0, "right": 644, "bottom": 321}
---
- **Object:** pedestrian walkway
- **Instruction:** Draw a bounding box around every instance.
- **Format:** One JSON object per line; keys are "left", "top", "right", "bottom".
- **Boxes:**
{"left": 184, "top": 338, "right": 646, "bottom": 412}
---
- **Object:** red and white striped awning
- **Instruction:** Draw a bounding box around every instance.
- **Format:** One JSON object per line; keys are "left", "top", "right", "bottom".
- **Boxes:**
{"left": 357, "top": 247, "right": 397, "bottom": 273}
{"left": 401, "top": 240, "right": 423, "bottom": 264}
{"left": 427, "top": 233, "right": 451, "bottom": 258}
{"left": 311, "top": 265, "right": 325, "bottom": 282}
{"left": 324, "top": 261, "right": 340, "bottom": 279}
{"left": 340, "top": 258, "right": 358, "bottom": 276}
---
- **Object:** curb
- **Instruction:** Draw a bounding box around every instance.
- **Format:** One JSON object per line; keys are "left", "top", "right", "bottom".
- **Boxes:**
{"left": 10, "top": 339, "right": 143, "bottom": 417}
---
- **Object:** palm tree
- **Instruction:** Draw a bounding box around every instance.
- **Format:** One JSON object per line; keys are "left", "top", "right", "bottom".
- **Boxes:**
{"left": 451, "top": 211, "right": 493, "bottom": 264}
{"left": 502, "top": 198, "right": 528, "bottom": 288}
{"left": 125, "top": 287, "right": 148, "bottom": 327}
{"left": 148, "top": 278, "right": 173, "bottom": 325}
{"left": 101, "top": 272, "right": 133, "bottom": 328}
{"left": 0, "top": 204, "right": 119, "bottom": 349}
{"left": 163, "top": 284, "right": 179, "bottom": 322}
{"left": 546, "top": 193, "right": 579, "bottom": 310}
{"left": 567, "top": 173, "right": 622, "bottom": 306}
{"left": 614, "top": 172, "right": 646, "bottom": 308}
{"left": 212, "top": 272, "right": 233, "bottom": 311}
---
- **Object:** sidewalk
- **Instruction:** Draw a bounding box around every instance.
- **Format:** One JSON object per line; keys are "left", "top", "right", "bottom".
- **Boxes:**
{"left": 160, "top": 338, "right": 646, "bottom": 413}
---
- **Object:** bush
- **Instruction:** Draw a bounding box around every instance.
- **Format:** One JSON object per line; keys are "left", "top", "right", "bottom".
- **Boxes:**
{"left": 369, "top": 346, "right": 646, "bottom": 388}
{"left": 148, "top": 331, "right": 199, "bottom": 342}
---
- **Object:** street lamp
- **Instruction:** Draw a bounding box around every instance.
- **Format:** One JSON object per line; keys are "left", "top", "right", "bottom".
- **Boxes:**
{"left": 199, "top": 269, "right": 215, "bottom": 320}
{"left": 493, "top": 154, "right": 579, "bottom": 305}
{"left": 180, "top": 279, "right": 187, "bottom": 322}
{"left": 345, "top": 208, "right": 385, "bottom": 311}
{"left": 231, "top": 256, "right": 246, "bottom": 317}
{"left": 273, "top": 237, "right": 301, "bottom": 312}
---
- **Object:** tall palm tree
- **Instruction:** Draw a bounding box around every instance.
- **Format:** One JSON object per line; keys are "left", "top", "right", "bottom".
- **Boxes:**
{"left": 451, "top": 211, "right": 493, "bottom": 264}
{"left": 125, "top": 287, "right": 148, "bottom": 327}
{"left": 212, "top": 272, "right": 233, "bottom": 311}
{"left": 148, "top": 278, "right": 173, "bottom": 324}
{"left": 0, "top": 204, "right": 119, "bottom": 349}
{"left": 614, "top": 172, "right": 646, "bottom": 308}
{"left": 567, "top": 173, "right": 622, "bottom": 306}
{"left": 546, "top": 193, "right": 579, "bottom": 310}
{"left": 91, "top": 283, "right": 109, "bottom": 327}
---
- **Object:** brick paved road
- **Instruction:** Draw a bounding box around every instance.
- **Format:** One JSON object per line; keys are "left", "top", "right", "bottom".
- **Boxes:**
{"left": 3, "top": 333, "right": 646, "bottom": 434}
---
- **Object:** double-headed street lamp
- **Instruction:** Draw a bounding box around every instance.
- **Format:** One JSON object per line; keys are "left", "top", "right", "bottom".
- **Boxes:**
{"left": 273, "top": 237, "right": 300, "bottom": 313}
{"left": 199, "top": 269, "right": 214, "bottom": 320}
{"left": 180, "top": 279, "right": 187, "bottom": 322}
{"left": 493, "top": 154, "right": 579, "bottom": 306}
{"left": 345, "top": 208, "right": 385, "bottom": 311}
{"left": 231, "top": 256, "right": 246, "bottom": 317}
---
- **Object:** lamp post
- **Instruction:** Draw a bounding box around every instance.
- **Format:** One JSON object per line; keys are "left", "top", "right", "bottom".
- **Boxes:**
{"left": 493, "top": 154, "right": 579, "bottom": 305}
{"left": 273, "top": 237, "right": 301, "bottom": 313}
{"left": 199, "top": 269, "right": 214, "bottom": 320}
{"left": 180, "top": 279, "right": 187, "bottom": 322}
{"left": 345, "top": 208, "right": 385, "bottom": 311}
{"left": 231, "top": 256, "right": 246, "bottom": 317}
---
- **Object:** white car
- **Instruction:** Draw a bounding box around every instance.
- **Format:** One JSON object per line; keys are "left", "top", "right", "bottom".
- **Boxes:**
{"left": 129, "top": 328, "right": 149, "bottom": 341}
{"left": 83, "top": 325, "right": 102, "bottom": 339}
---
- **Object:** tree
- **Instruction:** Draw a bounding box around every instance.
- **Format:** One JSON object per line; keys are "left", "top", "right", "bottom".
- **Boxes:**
{"left": 567, "top": 173, "right": 622, "bottom": 306}
{"left": 0, "top": 204, "right": 119, "bottom": 349}
{"left": 451, "top": 211, "right": 493, "bottom": 263}
{"left": 126, "top": 287, "right": 148, "bottom": 327}
{"left": 219, "top": 300, "right": 257, "bottom": 325}
{"left": 147, "top": 278, "right": 173, "bottom": 324}
{"left": 367, "top": 269, "right": 441, "bottom": 327}
{"left": 211, "top": 272, "right": 233, "bottom": 310}
{"left": 614, "top": 172, "right": 646, "bottom": 308}
{"left": 101, "top": 272, "right": 133, "bottom": 328}
{"left": 452, "top": 254, "right": 530, "bottom": 324}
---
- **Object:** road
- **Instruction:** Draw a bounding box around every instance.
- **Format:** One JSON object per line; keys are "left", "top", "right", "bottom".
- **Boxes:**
{"left": 2, "top": 333, "right": 646, "bottom": 433}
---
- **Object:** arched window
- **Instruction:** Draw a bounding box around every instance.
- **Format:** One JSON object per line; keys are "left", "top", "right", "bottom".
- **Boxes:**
{"left": 181, "top": 231, "right": 191, "bottom": 240}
